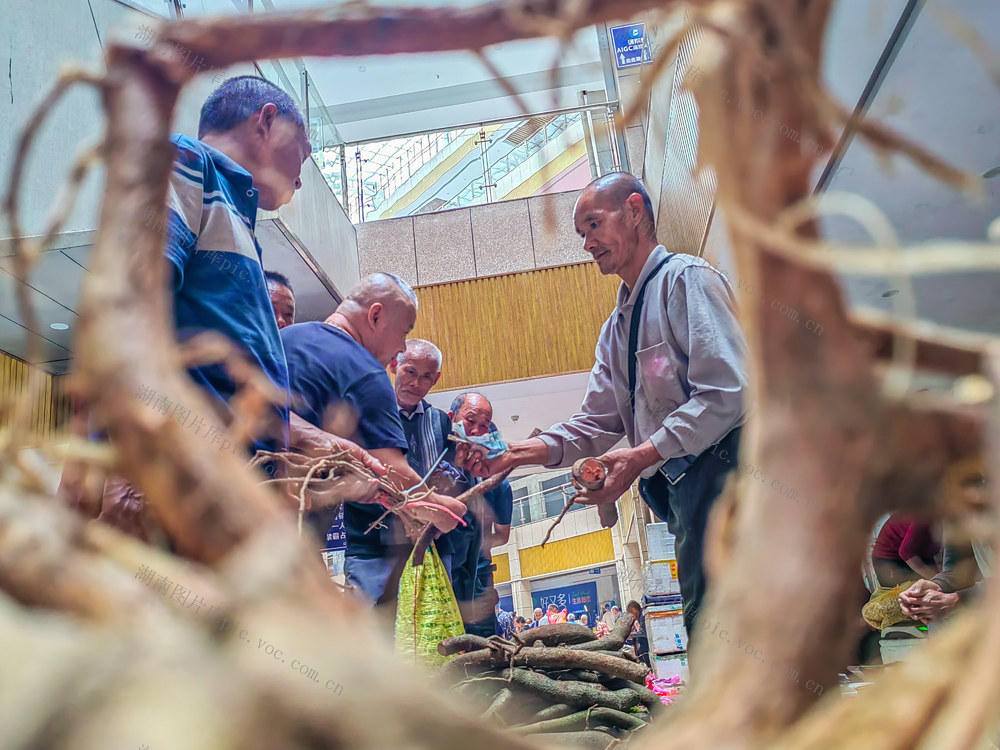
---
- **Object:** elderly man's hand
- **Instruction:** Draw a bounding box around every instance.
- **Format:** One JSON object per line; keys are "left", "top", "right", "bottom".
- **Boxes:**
{"left": 455, "top": 438, "right": 551, "bottom": 479}
{"left": 899, "top": 579, "right": 960, "bottom": 624}
{"left": 454, "top": 442, "right": 515, "bottom": 478}
{"left": 97, "top": 477, "right": 153, "bottom": 542}
{"left": 575, "top": 443, "right": 661, "bottom": 506}
{"left": 412, "top": 491, "right": 467, "bottom": 534}
{"left": 289, "top": 412, "right": 386, "bottom": 476}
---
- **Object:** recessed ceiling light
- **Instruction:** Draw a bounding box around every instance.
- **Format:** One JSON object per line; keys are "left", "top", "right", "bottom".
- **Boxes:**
{"left": 881, "top": 290, "right": 900, "bottom": 298}
{"left": 50, "top": 323, "right": 69, "bottom": 330}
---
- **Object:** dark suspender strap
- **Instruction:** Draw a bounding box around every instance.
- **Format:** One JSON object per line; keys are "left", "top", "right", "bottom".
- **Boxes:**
{"left": 627, "top": 254, "right": 674, "bottom": 414}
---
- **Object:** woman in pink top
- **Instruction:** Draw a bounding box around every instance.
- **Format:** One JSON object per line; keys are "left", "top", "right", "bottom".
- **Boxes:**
{"left": 872, "top": 514, "right": 940, "bottom": 587}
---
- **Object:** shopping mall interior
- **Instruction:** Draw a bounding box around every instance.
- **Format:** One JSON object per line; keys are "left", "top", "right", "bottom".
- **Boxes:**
{"left": 2, "top": 0, "right": 999, "bottom": 747}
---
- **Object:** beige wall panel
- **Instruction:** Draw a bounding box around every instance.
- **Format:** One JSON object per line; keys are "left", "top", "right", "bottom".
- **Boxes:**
{"left": 528, "top": 190, "right": 586, "bottom": 268}
{"left": 355, "top": 217, "right": 418, "bottom": 286}
{"left": 413, "top": 208, "right": 476, "bottom": 284}
{"left": 470, "top": 200, "right": 536, "bottom": 277}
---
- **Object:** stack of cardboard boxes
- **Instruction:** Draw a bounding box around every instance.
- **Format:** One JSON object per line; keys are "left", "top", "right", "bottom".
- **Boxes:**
{"left": 643, "top": 523, "right": 689, "bottom": 683}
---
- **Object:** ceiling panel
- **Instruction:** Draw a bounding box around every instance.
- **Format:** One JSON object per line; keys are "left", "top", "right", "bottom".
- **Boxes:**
{"left": 822, "top": 0, "right": 1000, "bottom": 245}
{"left": 820, "top": 0, "right": 914, "bottom": 110}
{"left": 0, "top": 314, "right": 72, "bottom": 367}
{"left": 818, "top": 0, "right": 1000, "bottom": 337}
{"left": 60, "top": 244, "right": 93, "bottom": 270}
{"left": 839, "top": 271, "right": 1000, "bottom": 335}
{"left": 42, "top": 360, "right": 73, "bottom": 376}
{"left": 0, "top": 249, "right": 89, "bottom": 314}
{"left": 178, "top": 0, "right": 606, "bottom": 143}
{"left": 0, "top": 269, "right": 78, "bottom": 349}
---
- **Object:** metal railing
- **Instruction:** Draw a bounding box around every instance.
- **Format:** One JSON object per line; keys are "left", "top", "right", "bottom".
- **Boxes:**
{"left": 324, "top": 101, "right": 623, "bottom": 222}
{"left": 510, "top": 474, "right": 590, "bottom": 528}
{"left": 145, "top": 0, "right": 623, "bottom": 223}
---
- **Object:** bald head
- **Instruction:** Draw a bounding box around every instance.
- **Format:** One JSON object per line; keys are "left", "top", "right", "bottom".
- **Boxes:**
{"left": 574, "top": 173, "right": 658, "bottom": 288}
{"left": 339, "top": 273, "right": 417, "bottom": 313}
{"left": 580, "top": 172, "right": 655, "bottom": 238}
{"left": 330, "top": 273, "right": 418, "bottom": 366}
{"left": 396, "top": 338, "right": 441, "bottom": 370}
{"left": 449, "top": 392, "right": 494, "bottom": 436}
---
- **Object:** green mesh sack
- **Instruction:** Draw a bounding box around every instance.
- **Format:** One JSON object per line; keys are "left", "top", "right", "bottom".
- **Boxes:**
{"left": 395, "top": 542, "right": 465, "bottom": 667}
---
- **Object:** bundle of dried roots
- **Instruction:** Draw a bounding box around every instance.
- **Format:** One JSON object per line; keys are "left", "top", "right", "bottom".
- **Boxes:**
{"left": 439, "top": 614, "right": 660, "bottom": 748}
{"left": 2, "top": 0, "right": 999, "bottom": 749}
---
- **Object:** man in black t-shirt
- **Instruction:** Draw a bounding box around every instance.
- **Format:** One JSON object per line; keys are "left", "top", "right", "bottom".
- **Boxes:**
{"left": 282, "top": 273, "right": 464, "bottom": 607}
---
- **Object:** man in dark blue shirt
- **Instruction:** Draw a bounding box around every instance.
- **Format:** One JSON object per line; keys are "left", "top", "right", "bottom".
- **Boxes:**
{"left": 282, "top": 274, "right": 465, "bottom": 606}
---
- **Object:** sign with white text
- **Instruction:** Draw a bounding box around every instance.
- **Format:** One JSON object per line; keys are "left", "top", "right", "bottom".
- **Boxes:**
{"left": 610, "top": 23, "right": 651, "bottom": 69}
{"left": 531, "top": 581, "right": 599, "bottom": 615}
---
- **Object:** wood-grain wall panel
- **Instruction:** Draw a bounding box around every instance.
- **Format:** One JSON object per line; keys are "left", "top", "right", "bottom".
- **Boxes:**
{"left": 0, "top": 351, "right": 70, "bottom": 440}
{"left": 411, "top": 261, "right": 620, "bottom": 391}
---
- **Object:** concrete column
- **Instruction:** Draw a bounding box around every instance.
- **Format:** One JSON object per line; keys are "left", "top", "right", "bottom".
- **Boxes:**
{"left": 619, "top": 541, "right": 645, "bottom": 602}
{"left": 506, "top": 537, "right": 533, "bottom": 615}
{"left": 512, "top": 579, "right": 533, "bottom": 617}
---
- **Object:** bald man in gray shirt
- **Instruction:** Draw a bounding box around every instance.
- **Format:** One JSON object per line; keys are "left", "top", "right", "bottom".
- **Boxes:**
{"left": 460, "top": 173, "right": 749, "bottom": 636}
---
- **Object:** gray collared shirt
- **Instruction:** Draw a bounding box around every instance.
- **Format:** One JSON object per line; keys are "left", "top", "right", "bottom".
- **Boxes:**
{"left": 399, "top": 400, "right": 426, "bottom": 421}
{"left": 538, "top": 245, "right": 749, "bottom": 479}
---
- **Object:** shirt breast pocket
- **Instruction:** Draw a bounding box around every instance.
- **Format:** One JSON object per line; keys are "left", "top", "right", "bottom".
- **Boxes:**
{"left": 634, "top": 341, "right": 688, "bottom": 417}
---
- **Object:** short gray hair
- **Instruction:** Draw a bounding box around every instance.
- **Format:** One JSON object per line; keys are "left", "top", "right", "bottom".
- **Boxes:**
{"left": 396, "top": 338, "right": 442, "bottom": 370}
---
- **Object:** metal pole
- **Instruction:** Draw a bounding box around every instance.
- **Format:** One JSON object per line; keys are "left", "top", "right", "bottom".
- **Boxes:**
{"left": 355, "top": 148, "right": 364, "bottom": 223}
{"left": 339, "top": 145, "right": 349, "bottom": 212}
{"left": 581, "top": 91, "right": 603, "bottom": 177}
{"left": 301, "top": 68, "right": 310, "bottom": 129}
{"left": 595, "top": 24, "right": 630, "bottom": 172}
{"left": 478, "top": 128, "right": 494, "bottom": 203}
{"left": 606, "top": 106, "right": 622, "bottom": 172}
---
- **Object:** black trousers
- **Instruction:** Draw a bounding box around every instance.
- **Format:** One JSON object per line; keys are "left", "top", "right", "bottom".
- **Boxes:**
{"left": 639, "top": 427, "right": 741, "bottom": 636}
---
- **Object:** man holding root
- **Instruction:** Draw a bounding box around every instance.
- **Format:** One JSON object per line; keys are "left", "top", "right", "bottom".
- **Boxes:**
{"left": 66, "top": 76, "right": 382, "bottom": 538}
{"left": 459, "top": 173, "right": 748, "bottom": 636}
{"left": 282, "top": 274, "right": 466, "bottom": 608}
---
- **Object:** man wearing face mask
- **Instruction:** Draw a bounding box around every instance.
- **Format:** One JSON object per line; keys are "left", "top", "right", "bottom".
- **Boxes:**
{"left": 281, "top": 275, "right": 465, "bottom": 608}
{"left": 448, "top": 392, "right": 513, "bottom": 637}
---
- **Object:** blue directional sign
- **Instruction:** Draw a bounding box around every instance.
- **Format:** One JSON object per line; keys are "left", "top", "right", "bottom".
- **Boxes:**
{"left": 610, "top": 23, "right": 651, "bottom": 69}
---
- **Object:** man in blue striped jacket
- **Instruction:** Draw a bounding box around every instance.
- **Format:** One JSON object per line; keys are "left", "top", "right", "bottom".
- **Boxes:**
{"left": 85, "top": 77, "right": 380, "bottom": 541}
{"left": 164, "top": 75, "right": 379, "bottom": 468}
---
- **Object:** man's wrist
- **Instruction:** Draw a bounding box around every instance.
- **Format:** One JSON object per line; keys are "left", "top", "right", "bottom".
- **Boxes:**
{"left": 509, "top": 438, "right": 550, "bottom": 468}
{"left": 629, "top": 441, "right": 663, "bottom": 472}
